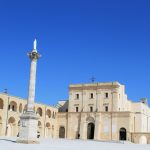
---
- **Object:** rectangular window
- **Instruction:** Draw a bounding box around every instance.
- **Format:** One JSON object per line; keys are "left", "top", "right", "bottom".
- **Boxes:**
{"left": 76, "top": 94, "right": 79, "bottom": 99}
{"left": 105, "top": 93, "right": 108, "bottom": 98}
{"left": 90, "top": 106, "right": 93, "bottom": 112}
{"left": 90, "top": 93, "right": 94, "bottom": 99}
{"left": 76, "top": 107, "right": 78, "bottom": 112}
{"left": 105, "top": 106, "right": 108, "bottom": 112}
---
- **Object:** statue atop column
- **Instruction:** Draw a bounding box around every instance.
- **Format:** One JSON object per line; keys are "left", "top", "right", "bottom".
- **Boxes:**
{"left": 33, "top": 39, "right": 37, "bottom": 50}
{"left": 17, "top": 39, "right": 41, "bottom": 144}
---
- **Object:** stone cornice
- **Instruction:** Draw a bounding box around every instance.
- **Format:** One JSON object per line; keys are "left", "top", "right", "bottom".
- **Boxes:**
{"left": 69, "top": 82, "right": 120, "bottom": 91}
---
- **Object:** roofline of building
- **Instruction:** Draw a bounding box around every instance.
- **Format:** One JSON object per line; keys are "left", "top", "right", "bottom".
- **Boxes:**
{"left": 0, "top": 93, "right": 57, "bottom": 109}
{"left": 69, "top": 81, "right": 122, "bottom": 87}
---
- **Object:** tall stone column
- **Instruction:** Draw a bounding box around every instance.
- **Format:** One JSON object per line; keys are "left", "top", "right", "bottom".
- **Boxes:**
{"left": 27, "top": 39, "right": 40, "bottom": 112}
{"left": 17, "top": 39, "right": 41, "bottom": 144}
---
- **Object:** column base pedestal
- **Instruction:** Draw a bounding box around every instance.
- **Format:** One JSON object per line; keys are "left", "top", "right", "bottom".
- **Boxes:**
{"left": 16, "top": 139, "right": 40, "bottom": 144}
{"left": 16, "top": 111, "right": 39, "bottom": 144}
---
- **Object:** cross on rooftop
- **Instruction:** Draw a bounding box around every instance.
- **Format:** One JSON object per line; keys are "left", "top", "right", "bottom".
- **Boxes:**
{"left": 90, "top": 76, "right": 96, "bottom": 83}
{"left": 4, "top": 89, "right": 8, "bottom": 94}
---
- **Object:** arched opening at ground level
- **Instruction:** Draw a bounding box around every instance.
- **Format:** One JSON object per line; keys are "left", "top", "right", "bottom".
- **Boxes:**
{"left": 139, "top": 135, "right": 147, "bottom": 144}
{"left": 119, "top": 127, "right": 126, "bottom": 140}
{"left": 87, "top": 122, "right": 95, "bottom": 139}
{"left": 37, "top": 121, "right": 42, "bottom": 138}
{"left": 46, "top": 109, "right": 51, "bottom": 118}
{"left": 148, "top": 137, "right": 150, "bottom": 144}
{"left": 45, "top": 122, "right": 51, "bottom": 137}
{"left": 59, "top": 126, "right": 65, "bottom": 138}
{"left": 52, "top": 125, "right": 54, "bottom": 138}
{"left": 6, "top": 117, "right": 16, "bottom": 137}
{"left": 0, "top": 116, "right": 2, "bottom": 135}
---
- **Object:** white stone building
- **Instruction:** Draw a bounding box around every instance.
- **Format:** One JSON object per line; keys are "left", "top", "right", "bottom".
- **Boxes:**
{"left": 0, "top": 81, "right": 150, "bottom": 144}
{"left": 57, "top": 82, "right": 150, "bottom": 144}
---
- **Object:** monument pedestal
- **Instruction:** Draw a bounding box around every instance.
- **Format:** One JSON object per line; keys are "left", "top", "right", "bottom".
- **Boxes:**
{"left": 16, "top": 111, "right": 39, "bottom": 144}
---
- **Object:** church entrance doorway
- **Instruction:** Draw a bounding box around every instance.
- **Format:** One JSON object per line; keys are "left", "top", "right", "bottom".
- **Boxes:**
{"left": 87, "top": 123, "right": 95, "bottom": 139}
{"left": 119, "top": 127, "right": 126, "bottom": 140}
{"left": 59, "top": 126, "right": 65, "bottom": 138}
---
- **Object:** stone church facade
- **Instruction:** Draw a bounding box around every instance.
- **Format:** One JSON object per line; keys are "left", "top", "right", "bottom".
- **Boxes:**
{"left": 0, "top": 82, "right": 150, "bottom": 144}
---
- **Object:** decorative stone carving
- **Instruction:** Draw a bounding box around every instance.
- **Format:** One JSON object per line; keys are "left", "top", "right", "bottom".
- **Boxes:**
{"left": 86, "top": 116, "right": 95, "bottom": 123}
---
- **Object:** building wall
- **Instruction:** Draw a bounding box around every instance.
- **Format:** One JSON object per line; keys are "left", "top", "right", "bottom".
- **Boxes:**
{"left": 0, "top": 93, "right": 57, "bottom": 138}
{"left": 0, "top": 81, "right": 150, "bottom": 144}
{"left": 57, "top": 82, "right": 150, "bottom": 144}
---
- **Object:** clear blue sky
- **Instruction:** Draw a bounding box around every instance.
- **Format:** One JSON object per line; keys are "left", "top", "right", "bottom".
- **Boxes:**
{"left": 0, "top": 0, "right": 150, "bottom": 106}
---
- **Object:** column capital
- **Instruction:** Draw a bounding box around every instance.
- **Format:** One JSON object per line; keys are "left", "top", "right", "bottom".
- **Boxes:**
{"left": 28, "top": 51, "right": 41, "bottom": 61}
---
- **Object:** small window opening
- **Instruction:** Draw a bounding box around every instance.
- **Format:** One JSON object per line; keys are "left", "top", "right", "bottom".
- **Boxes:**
{"left": 105, "top": 106, "right": 108, "bottom": 112}
{"left": 76, "top": 94, "right": 79, "bottom": 99}
{"left": 76, "top": 107, "right": 78, "bottom": 112}
{"left": 90, "top": 93, "right": 94, "bottom": 99}
{"left": 105, "top": 93, "right": 108, "bottom": 98}
{"left": 90, "top": 106, "right": 93, "bottom": 112}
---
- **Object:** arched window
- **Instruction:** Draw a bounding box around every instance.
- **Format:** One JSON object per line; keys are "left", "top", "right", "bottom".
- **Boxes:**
{"left": 46, "top": 109, "right": 51, "bottom": 118}
{"left": 36, "top": 107, "right": 42, "bottom": 117}
{"left": 9, "top": 101, "right": 17, "bottom": 112}
{"left": 46, "top": 122, "right": 50, "bottom": 128}
{"left": 8, "top": 117, "right": 15, "bottom": 124}
{"left": 0, "top": 99, "right": 4, "bottom": 109}
{"left": 19, "top": 104, "right": 22, "bottom": 113}
{"left": 52, "top": 112, "right": 55, "bottom": 118}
